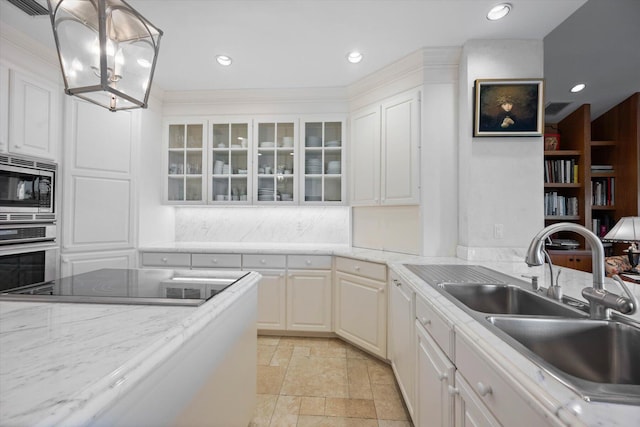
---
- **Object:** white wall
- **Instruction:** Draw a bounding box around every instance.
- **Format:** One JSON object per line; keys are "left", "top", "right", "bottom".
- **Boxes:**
{"left": 137, "top": 96, "right": 176, "bottom": 246}
{"left": 457, "top": 39, "right": 545, "bottom": 261}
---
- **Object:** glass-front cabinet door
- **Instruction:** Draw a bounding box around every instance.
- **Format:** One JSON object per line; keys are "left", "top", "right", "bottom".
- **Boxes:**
{"left": 210, "top": 121, "right": 251, "bottom": 204}
{"left": 255, "top": 120, "right": 296, "bottom": 203}
{"left": 166, "top": 121, "right": 206, "bottom": 203}
{"left": 301, "top": 119, "right": 345, "bottom": 203}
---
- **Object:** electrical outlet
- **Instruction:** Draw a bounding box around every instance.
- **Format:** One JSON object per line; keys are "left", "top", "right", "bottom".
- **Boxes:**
{"left": 494, "top": 223, "right": 504, "bottom": 239}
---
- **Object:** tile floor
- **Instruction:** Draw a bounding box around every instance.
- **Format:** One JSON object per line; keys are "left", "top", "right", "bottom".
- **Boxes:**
{"left": 251, "top": 335, "right": 413, "bottom": 427}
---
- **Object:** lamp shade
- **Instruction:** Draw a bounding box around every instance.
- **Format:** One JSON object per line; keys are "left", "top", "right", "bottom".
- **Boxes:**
{"left": 603, "top": 217, "right": 640, "bottom": 243}
{"left": 47, "top": 0, "right": 162, "bottom": 111}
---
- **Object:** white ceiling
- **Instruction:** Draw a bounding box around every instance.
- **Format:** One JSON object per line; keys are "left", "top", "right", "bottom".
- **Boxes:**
{"left": 1, "top": 0, "right": 637, "bottom": 122}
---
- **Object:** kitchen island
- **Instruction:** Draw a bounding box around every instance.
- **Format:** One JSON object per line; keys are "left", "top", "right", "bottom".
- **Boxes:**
{"left": 0, "top": 270, "right": 261, "bottom": 427}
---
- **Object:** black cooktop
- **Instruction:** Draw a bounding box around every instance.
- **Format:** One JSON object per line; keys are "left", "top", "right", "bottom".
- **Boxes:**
{"left": 0, "top": 268, "right": 248, "bottom": 306}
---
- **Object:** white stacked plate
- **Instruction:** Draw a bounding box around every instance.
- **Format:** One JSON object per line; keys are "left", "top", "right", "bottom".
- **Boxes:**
{"left": 281, "top": 193, "right": 293, "bottom": 201}
{"left": 306, "top": 158, "right": 322, "bottom": 174}
{"left": 326, "top": 160, "right": 341, "bottom": 174}
{"left": 259, "top": 141, "right": 274, "bottom": 148}
{"left": 222, "top": 164, "right": 230, "bottom": 174}
{"left": 213, "top": 160, "right": 224, "bottom": 174}
{"left": 306, "top": 136, "right": 322, "bottom": 147}
{"left": 325, "top": 140, "right": 341, "bottom": 147}
{"left": 258, "top": 188, "right": 275, "bottom": 201}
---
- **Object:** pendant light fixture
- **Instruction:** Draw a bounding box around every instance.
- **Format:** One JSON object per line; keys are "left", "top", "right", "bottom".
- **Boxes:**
{"left": 47, "top": 0, "right": 163, "bottom": 112}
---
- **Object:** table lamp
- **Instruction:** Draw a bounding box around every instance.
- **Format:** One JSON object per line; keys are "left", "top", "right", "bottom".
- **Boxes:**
{"left": 603, "top": 216, "right": 640, "bottom": 273}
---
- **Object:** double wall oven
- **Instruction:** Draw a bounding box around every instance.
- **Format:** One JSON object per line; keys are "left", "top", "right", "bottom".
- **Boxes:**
{"left": 0, "top": 154, "right": 58, "bottom": 291}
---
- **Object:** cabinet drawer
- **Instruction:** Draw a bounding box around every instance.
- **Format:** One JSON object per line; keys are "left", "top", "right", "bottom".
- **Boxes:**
{"left": 141, "top": 252, "right": 190, "bottom": 267}
{"left": 335, "top": 257, "right": 386, "bottom": 281}
{"left": 416, "top": 295, "right": 454, "bottom": 359}
{"left": 191, "top": 253, "right": 241, "bottom": 268}
{"left": 287, "top": 255, "right": 332, "bottom": 270}
{"left": 243, "top": 254, "right": 286, "bottom": 269}
{"left": 456, "top": 333, "right": 551, "bottom": 427}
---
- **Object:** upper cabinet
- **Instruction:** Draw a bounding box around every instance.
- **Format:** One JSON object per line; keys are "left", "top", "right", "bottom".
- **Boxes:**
{"left": 165, "top": 119, "right": 207, "bottom": 203}
{"left": 163, "top": 115, "right": 346, "bottom": 205}
{"left": 350, "top": 90, "right": 420, "bottom": 206}
{"left": 301, "top": 118, "right": 345, "bottom": 204}
{"left": 211, "top": 120, "right": 252, "bottom": 204}
{"left": 0, "top": 66, "right": 61, "bottom": 161}
{"left": 255, "top": 119, "right": 297, "bottom": 204}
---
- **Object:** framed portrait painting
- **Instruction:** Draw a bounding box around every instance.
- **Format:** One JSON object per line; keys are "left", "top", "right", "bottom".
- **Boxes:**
{"left": 474, "top": 79, "right": 544, "bottom": 137}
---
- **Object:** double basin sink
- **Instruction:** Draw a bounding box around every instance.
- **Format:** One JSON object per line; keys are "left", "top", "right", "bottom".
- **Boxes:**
{"left": 404, "top": 264, "right": 640, "bottom": 405}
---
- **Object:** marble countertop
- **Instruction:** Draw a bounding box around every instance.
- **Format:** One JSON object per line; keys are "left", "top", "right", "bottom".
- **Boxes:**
{"left": 0, "top": 271, "right": 261, "bottom": 427}
{"left": 140, "top": 242, "right": 640, "bottom": 425}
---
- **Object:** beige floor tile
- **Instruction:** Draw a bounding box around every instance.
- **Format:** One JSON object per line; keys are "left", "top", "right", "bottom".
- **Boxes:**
{"left": 297, "top": 415, "right": 379, "bottom": 427}
{"left": 258, "top": 344, "right": 277, "bottom": 366}
{"left": 269, "top": 395, "right": 301, "bottom": 427}
{"left": 300, "top": 396, "right": 325, "bottom": 415}
{"left": 367, "top": 358, "right": 396, "bottom": 385}
{"left": 378, "top": 420, "right": 414, "bottom": 427}
{"left": 345, "top": 344, "right": 371, "bottom": 360}
{"left": 249, "top": 394, "right": 278, "bottom": 427}
{"left": 310, "top": 346, "right": 347, "bottom": 358}
{"left": 347, "top": 358, "right": 373, "bottom": 399}
{"left": 292, "top": 346, "right": 311, "bottom": 357}
{"left": 257, "top": 365, "right": 287, "bottom": 394}
{"left": 279, "top": 337, "right": 331, "bottom": 348}
{"left": 270, "top": 345, "right": 293, "bottom": 367}
{"left": 372, "top": 383, "right": 409, "bottom": 421}
{"left": 258, "top": 336, "right": 281, "bottom": 346}
{"left": 325, "top": 397, "right": 377, "bottom": 418}
{"left": 281, "top": 356, "right": 349, "bottom": 398}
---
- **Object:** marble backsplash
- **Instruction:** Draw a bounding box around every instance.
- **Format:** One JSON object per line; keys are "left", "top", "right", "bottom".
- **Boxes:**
{"left": 175, "top": 206, "right": 350, "bottom": 244}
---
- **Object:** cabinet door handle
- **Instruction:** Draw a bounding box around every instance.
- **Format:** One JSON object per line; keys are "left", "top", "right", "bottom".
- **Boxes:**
{"left": 260, "top": 259, "right": 266, "bottom": 264}
{"left": 438, "top": 372, "right": 448, "bottom": 381}
{"left": 212, "top": 258, "right": 218, "bottom": 263}
{"left": 448, "top": 386, "right": 459, "bottom": 396}
{"left": 421, "top": 317, "right": 431, "bottom": 326}
{"left": 305, "top": 259, "right": 312, "bottom": 265}
{"left": 161, "top": 257, "right": 168, "bottom": 263}
{"left": 394, "top": 280, "right": 401, "bottom": 287}
{"left": 354, "top": 266, "right": 361, "bottom": 271}
{"left": 476, "top": 382, "right": 492, "bottom": 396}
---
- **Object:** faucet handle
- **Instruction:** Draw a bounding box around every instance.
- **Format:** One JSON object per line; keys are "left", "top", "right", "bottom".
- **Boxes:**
{"left": 611, "top": 275, "right": 638, "bottom": 315}
{"left": 521, "top": 274, "right": 540, "bottom": 291}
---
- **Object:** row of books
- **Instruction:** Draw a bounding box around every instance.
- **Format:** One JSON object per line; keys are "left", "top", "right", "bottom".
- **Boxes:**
{"left": 592, "top": 216, "right": 614, "bottom": 238}
{"left": 591, "top": 178, "right": 615, "bottom": 206}
{"left": 544, "top": 159, "right": 578, "bottom": 184}
{"left": 544, "top": 192, "right": 578, "bottom": 216}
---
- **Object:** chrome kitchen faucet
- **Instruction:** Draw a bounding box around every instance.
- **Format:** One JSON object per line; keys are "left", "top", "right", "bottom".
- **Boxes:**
{"left": 525, "top": 222, "right": 637, "bottom": 319}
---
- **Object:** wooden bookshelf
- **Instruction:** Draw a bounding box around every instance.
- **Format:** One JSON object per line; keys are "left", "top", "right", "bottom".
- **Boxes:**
{"left": 544, "top": 93, "right": 639, "bottom": 271}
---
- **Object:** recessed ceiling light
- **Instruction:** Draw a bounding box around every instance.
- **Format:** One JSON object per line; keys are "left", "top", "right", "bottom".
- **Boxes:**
{"left": 216, "top": 55, "right": 232, "bottom": 66}
{"left": 570, "top": 83, "right": 586, "bottom": 93}
{"left": 487, "top": 3, "right": 512, "bottom": 20}
{"left": 346, "top": 51, "right": 363, "bottom": 64}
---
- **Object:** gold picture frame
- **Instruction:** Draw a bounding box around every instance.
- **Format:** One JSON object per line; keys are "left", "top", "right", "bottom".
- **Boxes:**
{"left": 474, "top": 79, "right": 544, "bottom": 137}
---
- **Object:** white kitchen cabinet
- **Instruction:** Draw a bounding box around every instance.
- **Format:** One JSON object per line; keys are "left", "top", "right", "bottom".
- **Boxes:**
{"left": 334, "top": 257, "right": 387, "bottom": 358}
{"left": 210, "top": 120, "right": 252, "bottom": 204}
{"left": 416, "top": 317, "right": 455, "bottom": 427}
{"left": 61, "top": 250, "right": 137, "bottom": 277}
{"left": 350, "top": 89, "right": 420, "bottom": 206}
{"left": 62, "top": 99, "right": 137, "bottom": 254}
{"left": 453, "top": 372, "right": 501, "bottom": 427}
{"left": 3, "top": 68, "right": 60, "bottom": 160}
{"left": 254, "top": 118, "right": 297, "bottom": 204}
{"left": 350, "top": 104, "right": 381, "bottom": 205}
{"left": 286, "top": 269, "right": 332, "bottom": 332}
{"left": 164, "top": 119, "right": 207, "bottom": 203}
{"left": 388, "top": 272, "right": 416, "bottom": 421}
{"left": 0, "top": 64, "right": 8, "bottom": 151}
{"left": 300, "top": 118, "right": 346, "bottom": 203}
{"left": 254, "top": 269, "right": 287, "bottom": 330}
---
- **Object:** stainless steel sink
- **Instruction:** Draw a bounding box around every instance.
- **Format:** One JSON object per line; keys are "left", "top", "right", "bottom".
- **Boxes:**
{"left": 487, "top": 316, "right": 640, "bottom": 403}
{"left": 438, "top": 283, "right": 586, "bottom": 317}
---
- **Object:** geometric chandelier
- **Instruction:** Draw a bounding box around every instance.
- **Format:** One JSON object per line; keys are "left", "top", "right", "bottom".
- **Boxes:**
{"left": 46, "top": 0, "right": 163, "bottom": 111}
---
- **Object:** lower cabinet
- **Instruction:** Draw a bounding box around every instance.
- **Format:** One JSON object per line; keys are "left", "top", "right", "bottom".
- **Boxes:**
{"left": 453, "top": 372, "right": 500, "bottom": 427}
{"left": 287, "top": 269, "right": 332, "bottom": 332}
{"left": 416, "top": 318, "right": 455, "bottom": 427}
{"left": 254, "top": 269, "right": 287, "bottom": 330}
{"left": 334, "top": 258, "right": 387, "bottom": 358}
{"left": 388, "top": 272, "right": 416, "bottom": 421}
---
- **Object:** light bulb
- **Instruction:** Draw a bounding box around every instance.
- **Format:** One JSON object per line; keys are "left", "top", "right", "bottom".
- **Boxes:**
{"left": 487, "top": 3, "right": 511, "bottom": 20}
